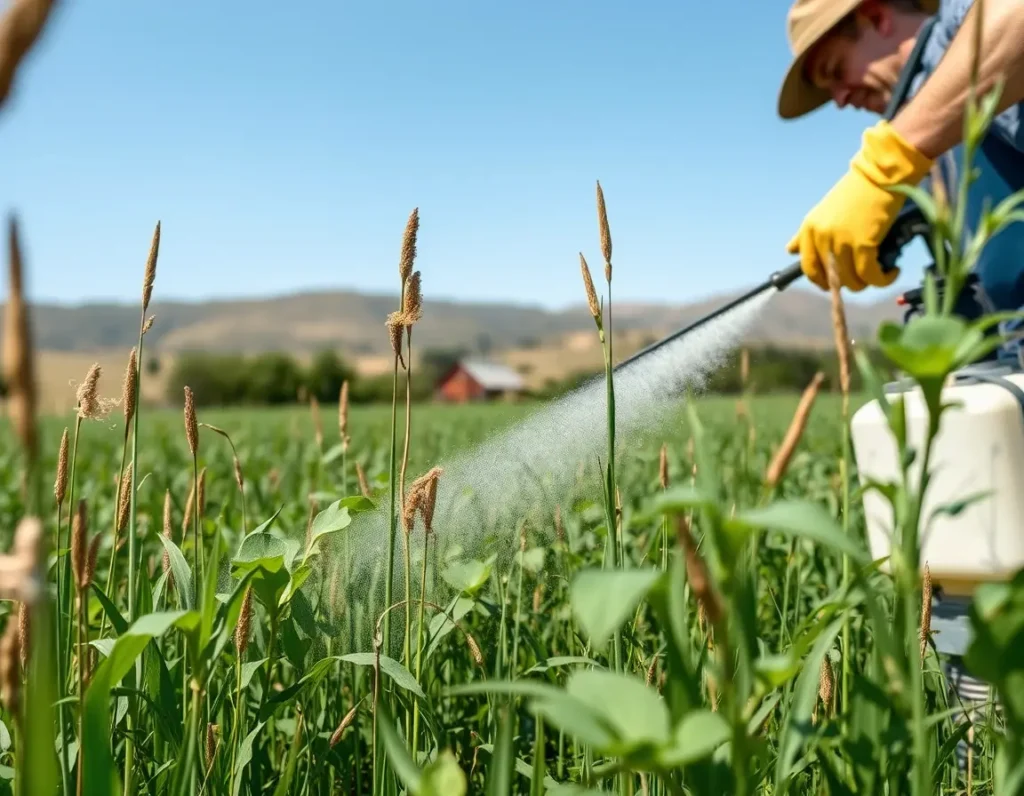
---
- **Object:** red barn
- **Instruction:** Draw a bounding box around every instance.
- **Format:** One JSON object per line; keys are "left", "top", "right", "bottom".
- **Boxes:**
{"left": 435, "top": 359, "right": 526, "bottom": 403}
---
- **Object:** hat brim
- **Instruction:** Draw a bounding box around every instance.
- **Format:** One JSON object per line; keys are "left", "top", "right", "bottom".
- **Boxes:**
{"left": 776, "top": 0, "right": 941, "bottom": 120}
{"left": 777, "top": 48, "right": 832, "bottom": 120}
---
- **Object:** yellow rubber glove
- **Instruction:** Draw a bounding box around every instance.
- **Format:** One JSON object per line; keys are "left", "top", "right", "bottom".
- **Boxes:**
{"left": 787, "top": 120, "right": 934, "bottom": 292}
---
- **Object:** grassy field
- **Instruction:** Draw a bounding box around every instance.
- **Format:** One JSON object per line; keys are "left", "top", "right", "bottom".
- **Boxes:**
{"left": 0, "top": 376, "right": 1015, "bottom": 796}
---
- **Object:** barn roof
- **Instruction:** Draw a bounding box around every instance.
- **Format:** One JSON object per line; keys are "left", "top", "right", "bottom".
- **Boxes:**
{"left": 458, "top": 359, "right": 525, "bottom": 391}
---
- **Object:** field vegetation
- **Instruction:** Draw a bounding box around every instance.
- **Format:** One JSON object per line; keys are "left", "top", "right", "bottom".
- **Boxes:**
{"left": 4, "top": 2, "right": 1024, "bottom": 795}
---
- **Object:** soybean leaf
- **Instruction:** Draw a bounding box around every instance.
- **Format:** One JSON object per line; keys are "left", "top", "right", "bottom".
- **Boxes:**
{"left": 566, "top": 669, "right": 671, "bottom": 753}
{"left": 570, "top": 568, "right": 660, "bottom": 652}
{"left": 422, "top": 750, "right": 467, "bottom": 796}
{"left": 658, "top": 710, "right": 730, "bottom": 768}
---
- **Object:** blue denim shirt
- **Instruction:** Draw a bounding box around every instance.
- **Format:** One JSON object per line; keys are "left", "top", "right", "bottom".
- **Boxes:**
{"left": 907, "top": 0, "right": 1024, "bottom": 320}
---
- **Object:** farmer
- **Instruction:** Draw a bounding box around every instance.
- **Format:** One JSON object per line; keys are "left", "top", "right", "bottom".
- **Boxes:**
{"left": 780, "top": 0, "right": 1024, "bottom": 319}
{"left": 779, "top": 0, "right": 1024, "bottom": 768}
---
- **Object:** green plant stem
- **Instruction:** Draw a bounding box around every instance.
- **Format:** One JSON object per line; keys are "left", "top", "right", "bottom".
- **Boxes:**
{"left": 100, "top": 430, "right": 129, "bottom": 640}
{"left": 411, "top": 534, "right": 429, "bottom": 762}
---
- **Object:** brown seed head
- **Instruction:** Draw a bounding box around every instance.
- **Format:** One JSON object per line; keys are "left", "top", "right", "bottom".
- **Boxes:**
{"left": 646, "top": 656, "right": 658, "bottom": 687}
{"left": 205, "top": 722, "right": 217, "bottom": 768}
{"left": 819, "top": 655, "right": 835, "bottom": 713}
{"left": 0, "top": 0, "right": 60, "bottom": 113}
{"left": 235, "top": 585, "right": 252, "bottom": 654}
{"left": 398, "top": 208, "right": 419, "bottom": 284}
{"left": 659, "top": 443, "right": 668, "bottom": 489}
{"left": 182, "top": 479, "right": 195, "bottom": 537}
{"left": 676, "top": 516, "right": 723, "bottom": 627}
{"left": 825, "top": 257, "right": 851, "bottom": 399}
{"left": 198, "top": 467, "right": 207, "bottom": 518}
{"left": 122, "top": 347, "right": 138, "bottom": 426}
{"left": 3, "top": 217, "right": 37, "bottom": 459}
{"left": 402, "top": 270, "right": 423, "bottom": 325}
{"left": 579, "top": 253, "right": 601, "bottom": 323}
{"left": 183, "top": 386, "right": 198, "bottom": 457}
{"left": 142, "top": 315, "right": 155, "bottom": 335}
{"left": 16, "top": 601, "right": 27, "bottom": 671}
{"left": 386, "top": 312, "right": 406, "bottom": 367}
{"left": 233, "top": 455, "right": 244, "bottom": 494}
{"left": 356, "top": 461, "right": 371, "bottom": 498}
{"left": 85, "top": 532, "right": 100, "bottom": 590}
{"left": 764, "top": 371, "right": 825, "bottom": 488}
{"left": 339, "top": 380, "right": 349, "bottom": 446}
{"left": 54, "top": 427, "right": 68, "bottom": 506}
{"left": 0, "top": 618, "right": 20, "bottom": 718}
{"left": 329, "top": 703, "right": 359, "bottom": 748}
{"left": 740, "top": 348, "right": 750, "bottom": 386}
{"left": 596, "top": 180, "right": 612, "bottom": 281}
{"left": 75, "top": 363, "right": 105, "bottom": 420}
{"left": 465, "top": 632, "right": 484, "bottom": 666}
{"left": 116, "top": 462, "right": 133, "bottom": 535}
{"left": 142, "top": 221, "right": 160, "bottom": 313}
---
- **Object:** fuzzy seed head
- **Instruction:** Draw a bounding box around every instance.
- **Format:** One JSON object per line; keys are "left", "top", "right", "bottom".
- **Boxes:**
{"left": 596, "top": 180, "right": 612, "bottom": 281}
{"left": 205, "top": 722, "right": 217, "bottom": 768}
{"left": 579, "top": 253, "right": 601, "bottom": 323}
{"left": 819, "top": 655, "right": 834, "bottom": 711}
{"left": 398, "top": 208, "right": 419, "bottom": 284}
{"left": 235, "top": 586, "right": 253, "bottom": 654}
{"left": 183, "top": 386, "right": 198, "bottom": 456}
{"left": 198, "top": 467, "right": 207, "bottom": 518}
{"left": 76, "top": 363, "right": 104, "bottom": 420}
{"left": 826, "top": 257, "right": 851, "bottom": 399}
{"left": 386, "top": 312, "right": 406, "bottom": 368}
{"left": 122, "top": 347, "right": 138, "bottom": 425}
{"left": 465, "top": 632, "right": 484, "bottom": 666}
{"left": 339, "top": 380, "right": 349, "bottom": 446}
{"left": 3, "top": 216, "right": 37, "bottom": 460}
{"left": 142, "top": 221, "right": 160, "bottom": 312}
{"left": 142, "top": 315, "right": 155, "bottom": 334}
{"left": 677, "top": 516, "right": 723, "bottom": 627}
{"left": 182, "top": 479, "right": 195, "bottom": 537}
{"left": 659, "top": 443, "right": 668, "bottom": 489}
{"left": 16, "top": 602, "right": 28, "bottom": 671}
{"left": 233, "top": 455, "right": 244, "bottom": 494}
{"left": 921, "top": 563, "right": 933, "bottom": 660}
{"left": 764, "top": 371, "right": 825, "bottom": 489}
{"left": 54, "top": 427, "right": 69, "bottom": 506}
{"left": 116, "top": 462, "right": 133, "bottom": 535}
{"left": 402, "top": 270, "right": 423, "bottom": 325}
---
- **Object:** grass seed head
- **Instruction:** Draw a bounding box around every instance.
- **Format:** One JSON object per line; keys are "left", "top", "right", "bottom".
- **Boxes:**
{"left": 122, "top": 347, "right": 138, "bottom": 426}
{"left": 142, "top": 220, "right": 160, "bottom": 313}
{"left": 386, "top": 312, "right": 406, "bottom": 368}
{"left": 0, "top": 0, "right": 59, "bottom": 112}
{"left": 3, "top": 216, "right": 37, "bottom": 460}
{"left": 339, "top": 379, "right": 350, "bottom": 448}
{"left": 16, "top": 601, "right": 27, "bottom": 671}
{"left": 465, "top": 632, "right": 484, "bottom": 666}
{"left": 54, "top": 427, "right": 68, "bottom": 506}
{"left": 142, "top": 315, "right": 155, "bottom": 334}
{"left": 198, "top": 466, "right": 207, "bottom": 517}
{"left": 205, "top": 722, "right": 217, "bottom": 768}
{"left": 579, "top": 253, "right": 602, "bottom": 326}
{"left": 826, "top": 257, "right": 851, "bottom": 398}
{"left": 921, "top": 563, "right": 933, "bottom": 660}
{"left": 183, "top": 386, "right": 198, "bottom": 457}
{"left": 399, "top": 208, "right": 419, "bottom": 284}
{"left": 659, "top": 443, "right": 668, "bottom": 489}
{"left": 676, "top": 515, "right": 723, "bottom": 627}
{"left": 819, "top": 655, "right": 835, "bottom": 715}
{"left": 182, "top": 478, "right": 195, "bottom": 537}
{"left": 402, "top": 270, "right": 423, "bottom": 325}
{"left": 764, "top": 371, "right": 825, "bottom": 489}
{"left": 329, "top": 703, "right": 359, "bottom": 748}
{"left": 0, "top": 618, "right": 19, "bottom": 719}
{"left": 235, "top": 585, "right": 253, "bottom": 654}
{"left": 356, "top": 461, "right": 371, "bottom": 498}
{"left": 75, "top": 363, "right": 107, "bottom": 420}
{"left": 596, "top": 180, "right": 612, "bottom": 281}
{"left": 116, "top": 461, "right": 133, "bottom": 535}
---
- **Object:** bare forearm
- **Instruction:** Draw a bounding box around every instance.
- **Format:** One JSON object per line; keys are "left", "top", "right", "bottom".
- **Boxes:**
{"left": 890, "top": 0, "right": 1024, "bottom": 159}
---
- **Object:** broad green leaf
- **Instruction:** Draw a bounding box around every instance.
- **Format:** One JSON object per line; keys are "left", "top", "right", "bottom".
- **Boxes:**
{"left": 232, "top": 722, "right": 265, "bottom": 796}
{"left": 565, "top": 669, "right": 671, "bottom": 753}
{"left": 658, "top": 709, "right": 730, "bottom": 767}
{"left": 423, "top": 750, "right": 467, "bottom": 796}
{"left": 570, "top": 568, "right": 660, "bottom": 651}
{"left": 732, "top": 501, "right": 869, "bottom": 564}
{"left": 339, "top": 652, "right": 426, "bottom": 699}
{"left": 442, "top": 558, "right": 494, "bottom": 595}
{"left": 529, "top": 689, "right": 618, "bottom": 751}
{"left": 157, "top": 533, "right": 194, "bottom": 611}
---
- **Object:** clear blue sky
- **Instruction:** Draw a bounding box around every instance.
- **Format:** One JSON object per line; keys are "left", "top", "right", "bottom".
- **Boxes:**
{"left": 0, "top": 0, "right": 928, "bottom": 311}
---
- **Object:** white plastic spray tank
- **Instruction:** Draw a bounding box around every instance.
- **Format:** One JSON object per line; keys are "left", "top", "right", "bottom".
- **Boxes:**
{"left": 850, "top": 358, "right": 1024, "bottom": 592}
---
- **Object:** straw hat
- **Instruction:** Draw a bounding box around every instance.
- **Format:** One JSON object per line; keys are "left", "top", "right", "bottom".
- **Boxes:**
{"left": 777, "top": 0, "right": 939, "bottom": 119}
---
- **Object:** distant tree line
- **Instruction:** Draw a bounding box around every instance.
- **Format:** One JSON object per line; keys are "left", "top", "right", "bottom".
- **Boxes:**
{"left": 162, "top": 343, "right": 900, "bottom": 408}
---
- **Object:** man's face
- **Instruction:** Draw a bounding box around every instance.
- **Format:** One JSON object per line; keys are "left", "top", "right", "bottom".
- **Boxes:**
{"left": 803, "top": 5, "right": 908, "bottom": 114}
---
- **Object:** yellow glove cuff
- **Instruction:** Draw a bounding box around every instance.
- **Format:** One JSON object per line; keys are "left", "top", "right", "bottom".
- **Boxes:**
{"left": 851, "top": 120, "right": 934, "bottom": 189}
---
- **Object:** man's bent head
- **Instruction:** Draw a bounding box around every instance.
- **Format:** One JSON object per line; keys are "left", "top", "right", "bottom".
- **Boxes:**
{"left": 778, "top": 0, "right": 934, "bottom": 119}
